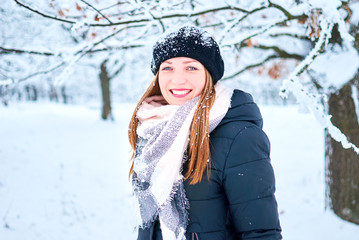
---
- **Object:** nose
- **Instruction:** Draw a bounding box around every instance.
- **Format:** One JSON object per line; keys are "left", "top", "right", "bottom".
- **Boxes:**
{"left": 171, "top": 69, "right": 187, "bottom": 85}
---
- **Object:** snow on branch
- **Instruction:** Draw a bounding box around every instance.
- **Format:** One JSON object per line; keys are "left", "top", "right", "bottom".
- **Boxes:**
{"left": 221, "top": 17, "right": 298, "bottom": 48}
{"left": 218, "top": 5, "right": 267, "bottom": 45}
{"left": 0, "top": 62, "right": 65, "bottom": 87}
{"left": 219, "top": 1, "right": 305, "bottom": 46}
{"left": 0, "top": 23, "right": 145, "bottom": 87}
{"left": 280, "top": 17, "right": 359, "bottom": 154}
{"left": 352, "top": 84, "right": 359, "bottom": 126}
{"left": 55, "top": 23, "right": 150, "bottom": 85}
{"left": 14, "top": 0, "right": 305, "bottom": 28}
{"left": 281, "top": 22, "right": 332, "bottom": 94}
{"left": 13, "top": 0, "right": 241, "bottom": 27}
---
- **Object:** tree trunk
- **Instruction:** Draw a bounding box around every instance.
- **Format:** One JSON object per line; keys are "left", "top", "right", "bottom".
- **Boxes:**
{"left": 326, "top": 77, "right": 359, "bottom": 225}
{"left": 25, "top": 85, "right": 37, "bottom": 101}
{"left": 49, "top": 84, "right": 58, "bottom": 102}
{"left": 99, "top": 59, "right": 113, "bottom": 120}
{"left": 61, "top": 86, "right": 68, "bottom": 104}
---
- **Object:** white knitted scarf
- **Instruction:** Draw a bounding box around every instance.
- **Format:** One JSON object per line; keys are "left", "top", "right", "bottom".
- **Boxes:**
{"left": 132, "top": 83, "right": 232, "bottom": 239}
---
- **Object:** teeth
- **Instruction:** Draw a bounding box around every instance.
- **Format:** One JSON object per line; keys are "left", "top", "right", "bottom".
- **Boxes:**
{"left": 172, "top": 90, "right": 190, "bottom": 95}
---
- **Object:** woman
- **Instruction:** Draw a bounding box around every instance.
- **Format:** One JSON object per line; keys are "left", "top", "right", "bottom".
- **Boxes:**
{"left": 128, "top": 26, "right": 282, "bottom": 240}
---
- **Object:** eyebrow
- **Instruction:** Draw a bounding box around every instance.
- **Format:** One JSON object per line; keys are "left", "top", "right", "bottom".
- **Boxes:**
{"left": 183, "top": 60, "right": 198, "bottom": 64}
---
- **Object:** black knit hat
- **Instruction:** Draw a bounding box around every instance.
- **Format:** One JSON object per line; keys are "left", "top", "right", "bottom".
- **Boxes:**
{"left": 151, "top": 26, "right": 224, "bottom": 83}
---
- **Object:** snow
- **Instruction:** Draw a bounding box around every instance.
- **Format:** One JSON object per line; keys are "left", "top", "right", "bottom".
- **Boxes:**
{"left": 351, "top": 2, "right": 359, "bottom": 25}
{"left": 261, "top": 105, "right": 359, "bottom": 240}
{"left": 352, "top": 84, "right": 359, "bottom": 126}
{"left": 280, "top": 17, "right": 359, "bottom": 154}
{"left": 310, "top": 44, "right": 359, "bottom": 90}
{"left": 1, "top": 102, "right": 359, "bottom": 239}
{"left": 0, "top": 102, "right": 139, "bottom": 240}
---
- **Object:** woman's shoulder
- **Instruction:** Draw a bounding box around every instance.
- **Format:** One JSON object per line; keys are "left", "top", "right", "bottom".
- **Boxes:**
{"left": 209, "top": 89, "right": 270, "bottom": 170}
{"left": 211, "top": 89, "right": 263, "bottom": 139}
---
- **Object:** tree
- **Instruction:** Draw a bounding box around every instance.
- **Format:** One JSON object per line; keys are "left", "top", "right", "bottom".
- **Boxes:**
{"left": 325, "top": 18, "right": 359, "bottom": 224}
{"left": 99, "top": 59, "right": 112, "bottom": 120}
{"left": 1, "top": 0, "right": 359, "bottom": 223}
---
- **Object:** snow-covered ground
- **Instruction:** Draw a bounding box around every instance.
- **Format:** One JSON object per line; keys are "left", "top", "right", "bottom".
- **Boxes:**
{"left": 0, "top": 102, "right": 359, "bottom": 240}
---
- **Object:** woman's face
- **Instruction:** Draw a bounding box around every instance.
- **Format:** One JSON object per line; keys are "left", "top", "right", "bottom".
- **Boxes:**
{"left": 158, "top": 57, "right": 206, "bottom": 105}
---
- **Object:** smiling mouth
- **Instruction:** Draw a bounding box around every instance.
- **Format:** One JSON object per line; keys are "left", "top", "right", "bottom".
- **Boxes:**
{"left": 170, "top": 89, "right": 192, "bottom": 97}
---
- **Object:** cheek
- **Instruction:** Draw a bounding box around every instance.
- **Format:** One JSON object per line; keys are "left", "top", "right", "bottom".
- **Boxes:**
{"left": 158, "top": 76, "right": 166, "bottom": 92}
{"left": 158, "top": 76, "right": 171, "bottom": 98}
{"left": 194, "top": 74, "right": 206, "bottom": 95}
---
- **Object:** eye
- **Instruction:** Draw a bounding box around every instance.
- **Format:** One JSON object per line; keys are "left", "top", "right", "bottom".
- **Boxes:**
{"left": 161, "top": 66, "right": 172, "bottom": 71}
{"left": 187, "top": 66, "right": 198, "bottom": 71}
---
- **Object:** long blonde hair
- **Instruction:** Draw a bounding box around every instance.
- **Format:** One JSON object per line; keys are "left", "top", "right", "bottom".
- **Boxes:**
{"left": 128, "top": 70, "right": 216, "bottom": 185}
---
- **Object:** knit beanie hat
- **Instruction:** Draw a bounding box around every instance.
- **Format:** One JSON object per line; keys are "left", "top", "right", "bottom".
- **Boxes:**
{"left": 151, "top": 26, "right": 224, "bottom": 83}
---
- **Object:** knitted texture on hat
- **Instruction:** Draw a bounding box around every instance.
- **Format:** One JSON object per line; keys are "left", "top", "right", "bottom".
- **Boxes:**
{"left": 151, "top": 26, "right": 224, "bottom": 83}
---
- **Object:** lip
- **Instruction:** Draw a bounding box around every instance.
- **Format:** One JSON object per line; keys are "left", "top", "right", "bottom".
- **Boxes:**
{"left": 170, "top": 89, "right": 192, "bottom": 98}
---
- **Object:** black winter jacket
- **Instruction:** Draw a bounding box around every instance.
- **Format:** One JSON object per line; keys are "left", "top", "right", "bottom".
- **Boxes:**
{"left": 137, "top": 90, "right": 282, "bottom": 240}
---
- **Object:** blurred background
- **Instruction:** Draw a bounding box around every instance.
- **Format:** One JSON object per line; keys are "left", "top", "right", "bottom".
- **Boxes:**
{"left": 1, "top": 0, "right": 359, "bottom": 239}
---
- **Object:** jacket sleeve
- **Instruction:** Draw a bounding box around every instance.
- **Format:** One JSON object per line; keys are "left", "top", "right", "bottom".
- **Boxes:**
{"left": 222, "top": 125, "right": 282, "bottom": 239}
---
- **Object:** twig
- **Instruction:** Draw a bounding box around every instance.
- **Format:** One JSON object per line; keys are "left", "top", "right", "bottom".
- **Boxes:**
{"left": 110, "top": 63, "right": 126, "bottom": 79}
{"left": 222, "top": 55, "right": 279, "bottom": 80}
{"left": 268, "top": 0, "right": 302, "bottom": 20}
{"left": 0, "top": 43, "right": 145, "bottom": 57}
{"left": 0, "top": 47, "right": 55, "bottom": 56}
{"left": 251, "top": 44, "right": 304, "bottom": 60}
{"left": 269, "top": 33, "right": 309, "bottom": 40}
{"left": 99, "top": 2, "right": 128, "bottom": 12}
{"left": 13, "top": 0, "right": 75, "bottom": 24}
{"left": 17, "top": 62, "right": 65, "bottom": 84}
{"left": 82, "top": 44, "right": 144, "bottom": 53}
{"left": 79, "top": 0, "right": 113, "bottom": 24}
{"left": 14, "top": 0, "right": 305, "bottom": 28}
{"left": 218, "top": 5, "right": 266, "bottom": 44}
{"left": 222, "top": 18, "right": 295, "bottom": 48}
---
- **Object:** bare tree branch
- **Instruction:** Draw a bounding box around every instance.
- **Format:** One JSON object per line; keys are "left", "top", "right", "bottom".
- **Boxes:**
{"left": 0, "top": 44, "right": 145, "bottom": 57}
{"left": 13, "top": 0, "right": 76, "bottom": 24}
{"left": 0, "top": 43, "right": 144, "bottom": 87}
{"left": 268, "top": 0, "right": 302, "bottom": 20}
{"left": 110, "top": 63, "right": 126, "bottom": 79}
{"left": 269, "top": 33, "right": 310, "bottom": 40}
{"left": 87, "top": 6, "right": 267, "bottom": 27}
{"left": 217, "top": 1, "right": 307, "bottom": 46}
{"left": 222, "top": 55, "right": 279, "bottom": 80}
{"left": 251, "top": 44, "right": 304, "bottom": 60}
{"left": 0, "top": 62, "right": 65, "bottom": 87}
{"left": 1, "top": 22, "right": 146, "bottom": 87}
{"left": 219, "top": 0, "right": 306, "bottom": 43}
{"left": 99, "top": 2, "right": 129, "bottom": 12}
{"left": 222, "top": 38, "right": 306, "bottom": 80}
{"left": 9, "top": 0, "right": 310, "bottom": 87}
{"left": 218, "top": 5, "right": 267, "bottom": 44}
{"left": 0, "top": 47, "right": 55, "bottom": 56}
{"left": 84, "top": 44, "right": 144, "bottom": 53}
{"left": 14, "top": 0, "right": 305, "bottom": 27}
{"left": 222, "top": 18, "right": 296, "bottom": 48}
{"left": 1, "top": 22, "right": 146, "bottom": 58}
{"left": 79, "top": 0, "right": 113, "bottom": 24}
